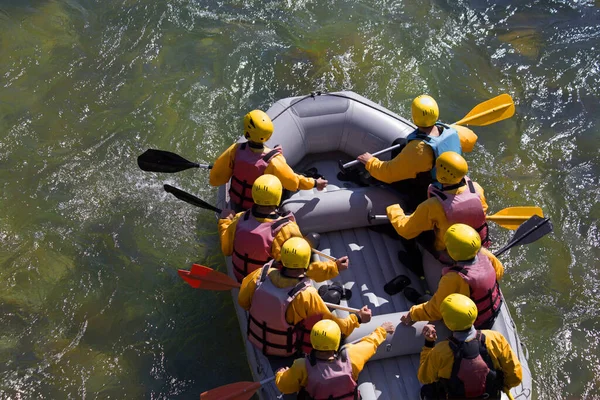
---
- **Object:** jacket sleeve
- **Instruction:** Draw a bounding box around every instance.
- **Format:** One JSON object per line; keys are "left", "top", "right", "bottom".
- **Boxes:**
{"left": 209, "top": 143, "right": 238, "bottom": 187}
{"left": 409, "top": 273, "right": 470, "bottom": 322}
{"left": 365, "top": 141, "right": 434, "bottom": 183}
{"left": 481, "top": 248, "right": 504, "bottom": 281}
{"left": 347, "top": 326, "right": 387, "bottom": 380}
{"left": 266, "top": 154, "right": 315, "bottom": 191}
{"left": 237, "top": 268, "right": 263, "bottom": 310}
{"left": 387, "top": 200, "right": 437, "bottom": 240}
{"left": 418, "top": 342, "right": 454, "bottom": 384}
{"left": 305, "top": 260, "right": 339, "bottom": 283}
{"left": 473, "top": 181, "right": 489, "bottom": 214}
{"left": 275, "top": 358, "right": 308, "bottom": 394}
{"left": 287, "top": 288, "right": 360, "bottom": 337}
{"left": 484, "top": 330, "right": 523, "bottom": 389}
{"left": 271, "top": 221, "right": 303, "bottom": 261}
{"left": 217, "top": 212, "right": 243, "bottom": 256}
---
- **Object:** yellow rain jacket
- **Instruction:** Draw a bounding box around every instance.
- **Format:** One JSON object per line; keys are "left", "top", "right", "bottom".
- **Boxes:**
{"left": 386, "top": 181, "right": 488, "bottom": 252}
{"left": 275, "top": 326, "right": 388, "bottom": 394}
{"left": 418, "top": 330, "right": 523, "bottom": 390}
{"left": 218, "top": 212, "right": 339, "bottom": 283}
{"left": 364, "top": 128, "right": 474, "bottom": 184}
{"left": 408, "top": 248, "right": 504, "bottom": 323}
{"left": 209, "top": 142, "right": 316, "bottom": 191}
{"left": 238, "top": 268, "right": 360, "bottom": 337}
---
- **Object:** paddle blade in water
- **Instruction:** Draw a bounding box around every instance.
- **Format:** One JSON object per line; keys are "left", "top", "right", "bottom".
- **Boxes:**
{"left": 137, "top": 149, "right": 200, "bottom": 172}
{"left": 178, "top": 264, "right": 240, "bottom": 290}
{"left": 454, "top": 94, "right": 515, "bottom": 126}
{"left": 200, "top": 381, "right": 261, "bottom": 400}
{"left": 163, "top": 185, "right": 222, "bottom": 213}
{"left": 494, "top": 215, "right": 553, "bottom": 257}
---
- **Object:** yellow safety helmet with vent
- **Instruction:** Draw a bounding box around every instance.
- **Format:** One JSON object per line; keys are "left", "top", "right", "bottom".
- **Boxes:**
{"left": 243, "top": 110, "right": 274, "bottom": 143}
{"left": 310, "top": 319, "right": 341, "bottom": 351}
{"left": 440, "top": 293, "right": 478, "bottom": 331}
{"left": 436, "top": 151, "right": 468, "bottom": 185}
{"left": 411, "top": 95, "right": 439, "bottom": 128}
{"left": 281, "top": 237, "right": 312, "bottom": 269}
{"left": 444, "top": 223, "right": 481, "bottom": 261}
{"left": 251, "top": 174, "right": 282, "bottom": 206}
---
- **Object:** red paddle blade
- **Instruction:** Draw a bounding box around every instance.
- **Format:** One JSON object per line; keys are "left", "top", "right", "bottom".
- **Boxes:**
{"left": 178, "top": 264, "right": 240, "bottom": 290}
{"left": 200, "top": 381, "right": 261, "bottom": 400}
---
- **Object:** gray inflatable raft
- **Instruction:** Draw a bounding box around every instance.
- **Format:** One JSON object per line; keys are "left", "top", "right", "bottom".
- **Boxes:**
{"left": 216, "top": 91, "right": 532, "bottom": 400}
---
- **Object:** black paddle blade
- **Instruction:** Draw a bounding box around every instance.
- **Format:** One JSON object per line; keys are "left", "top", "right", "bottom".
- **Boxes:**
{"left": 494, "top": 215, "right": 553, "bottom": 257}
{"left": 138, "top": 149, "right": 200, "bottom": 173}
{"left": 163, "top": 184, "right": 222, "bottom": 214}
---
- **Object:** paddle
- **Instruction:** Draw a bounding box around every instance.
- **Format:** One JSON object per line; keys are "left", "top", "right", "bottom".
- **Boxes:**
{"left": 163, "top": 184, "right": 222, "bottom": 213}
{"left": 162, "top": 186, "right": 342, "bottom": 260}
{"left": 341, "top": 94, "right": 515, "bottom": 170}
{"left": 178, "top": 264, "right": 360, "bottom": 312}
{"left": 200, "top": 376, "right": 275, "bottom": 400}
{"left": 493, "top": 215, "right": 553, "bottom": 257}
{"left": 368, "top": 206, "right": 544, "bottom": 230}
{"left": 137, "top": 149, "right": 212, "bottom": 173}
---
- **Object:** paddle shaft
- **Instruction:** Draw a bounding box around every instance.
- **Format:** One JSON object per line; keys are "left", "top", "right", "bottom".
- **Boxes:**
{"left": 342, "top": 94, "right": 514, "bottom": 170}
{"left": 342, "top": 144, "right": 401, "bottom": 169}
{"left": 367, "top": 214, "right": 530, "bottom": 222}
{"left": 341, "top": 118, "right": 470, "bottom": 170}
{"left": 324, "top": 301, "right": 360, "bottom": 313}
{"left": 312, "top": 248, "right": 336, "bottom": 261}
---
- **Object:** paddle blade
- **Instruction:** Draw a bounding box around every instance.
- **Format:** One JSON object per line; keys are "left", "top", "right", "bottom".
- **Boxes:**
{"left": 454, "top": 94, "right": 515, "bottom": 126}
{"left": 486, "top": 206, "right": 544, "bottom": 230}
{"left": 178, "top": 264, "right": 240, "bottom": 290}
{"left": 137, "top": 149, "right": 200, "bottom": 173}
{"left": 494, "top": 215, "right": 553, "bottom": 257}
{"left": 200, "top": 381, "right": 261, "bottom": 400}
{"left": 164, "top": 185, "right": 222, "bottom": 213}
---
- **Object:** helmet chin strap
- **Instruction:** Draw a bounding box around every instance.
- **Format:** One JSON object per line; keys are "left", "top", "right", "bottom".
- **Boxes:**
{"left": 247, "top": 140, "right": 264, "bottom": 150}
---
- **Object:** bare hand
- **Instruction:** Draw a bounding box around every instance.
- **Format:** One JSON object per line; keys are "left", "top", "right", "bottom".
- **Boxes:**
{"left": 357, "top": 152, "right": 373, "bottom": 165}
{"left": 400, "top": 312, "right": 416, "bottom": 326}
{"left": 381, "top": 321, "right": 395, "bottom": 335}
{"left": 315, "top": 178, "right": 328, "bottom": 190}
{"left": 358, "top": 306, "right": 372, "bottom": 324}
{"left": 422, "top": 324, "right": 437, "bottom": 342}
{"left": 276, "top": 366, "right": 289, "bottom": 374}
{"left": 220, "top": 208, "right": 235, "bottom": 220}
{"left": 335, "top": 256, "right": 349, "bottom": 271}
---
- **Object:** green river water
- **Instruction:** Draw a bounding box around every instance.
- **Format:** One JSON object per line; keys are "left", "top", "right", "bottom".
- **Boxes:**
{"left": 0, "top": 0, "right": 599, "bottom": 399}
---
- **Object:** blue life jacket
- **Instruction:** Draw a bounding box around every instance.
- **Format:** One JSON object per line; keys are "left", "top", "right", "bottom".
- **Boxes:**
{"left": 406, "top": 122, "right": 462, "bottom": 180}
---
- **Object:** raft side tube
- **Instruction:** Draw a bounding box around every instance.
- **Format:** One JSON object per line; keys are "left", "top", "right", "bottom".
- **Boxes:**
{"left": 343, "top": 312, "right": 452, "bottom": 361}
{"left": 280, "top": 186, "right": 403, "bottom": 234}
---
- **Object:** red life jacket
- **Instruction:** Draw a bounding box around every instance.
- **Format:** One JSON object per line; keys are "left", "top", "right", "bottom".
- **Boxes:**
{"left": 443, "top": 331, "right": 504, "bottom": 399}
{"left": 442, "top": 253, "right": 502, "bottom": 329}
{"left": 300, "top": 348, "right": 360, "bottom": 400}
{"left": 229, "top": 142, "right": 282, "bottom": 210}
{"left": 428, "top": 177, "right": 491, "bottom": 248}
{"left": 231, "top": 208, "right": 295, "bottom": 282}
{"left": 247, "top": 263, "right": 320, "bottom": 357}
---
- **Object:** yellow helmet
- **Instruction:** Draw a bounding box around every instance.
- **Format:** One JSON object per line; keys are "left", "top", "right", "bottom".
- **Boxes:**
{"left": 252, "top": 174, "right": 282, "bottom": 206}
{"left": 281, "top": 237, "right": 312, "bottom": 269}
{"left": 310, "top": 319, "right": 341, "bottom": 351}
{"left": 243, "top": 110, "right": 274, "bottom": 143}
{"left": 444, "top": 223, "right": 481, "bottom": 261}
{"left": 440, "top": 293, "right": 478, "bottom": 331}
{"left": 436, "top": 151, "right": 468, "bottom": 185}
{"left": 411, "top": 95, "right": 439, "bottom": 128}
